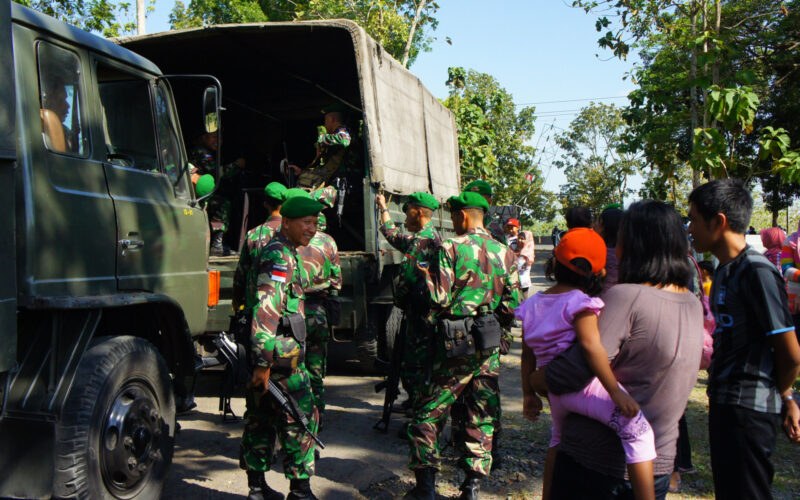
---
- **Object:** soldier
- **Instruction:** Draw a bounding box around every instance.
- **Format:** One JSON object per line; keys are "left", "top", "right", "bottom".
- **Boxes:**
{"left": 233, "top": 182, "right": 289, "bottom": 313}
{"left": 406, "top": 192, "right": 521, "bottom": 500}
{"left": 240, "top": 190, "right": 324, "bottom": 500}
{"left": 289, "top": 103, "right": 356, "bottom": 188}
{"left": 298, "top": 202, "right": 342, "bottom": 423}
{"left": 375, "top": 192, "right": 442, "bottom": 415}
{"left": 464, "top": 180, "right": 505, "bottom": 244}
{"left": 460, "top": 180, "right": 513, "bottom": 471}
{"left": 189, "top": 131, "right": 246, "bottom": 255}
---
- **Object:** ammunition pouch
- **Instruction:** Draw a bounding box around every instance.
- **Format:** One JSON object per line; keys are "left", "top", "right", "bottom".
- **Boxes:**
{"left": 324, "top": 295, "right": 342, "bottom": 327}
{"left": 439, "top": 317, "right": 476, "bottom": 359}
{"left": 272, "top": 313, "right": 307, "bottom": 372}
{"left": 472, "top": 313, "right": 502, "bottom": 351}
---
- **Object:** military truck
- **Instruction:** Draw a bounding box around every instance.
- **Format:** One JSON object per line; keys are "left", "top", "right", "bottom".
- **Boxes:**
{"left": 0, "top": 1, "right": 228, "bottom": 497}
{"left": 117, "top": 21, "right": 462, "bottom": 369}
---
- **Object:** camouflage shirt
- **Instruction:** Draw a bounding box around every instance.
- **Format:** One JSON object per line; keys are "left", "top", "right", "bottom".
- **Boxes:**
{"left": 251, "top": 232, "right": 305, "bottom": 368}
{"left": 317, "top": 125, "right": 351, "bottom": 149}
{"left": 298, "top": 231, "right": 342, "bottom": 296}
{"left": 380, "top": 219, "right": 442, "bottom": 309}
{"left": 233, "top": 215, "right": 282, "bottom": 311}
{"left": 426, "top": 226, "right": 520, "bottom": 325}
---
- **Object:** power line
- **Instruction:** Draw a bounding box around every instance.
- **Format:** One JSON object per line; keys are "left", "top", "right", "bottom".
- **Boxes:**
{"left": 517, "top": 95, "right": 629, "bottom": 107}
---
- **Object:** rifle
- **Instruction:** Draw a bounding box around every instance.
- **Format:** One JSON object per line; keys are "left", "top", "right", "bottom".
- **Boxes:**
{"left": 265, "top": 381, "right": 326, "bottom": 449}
{"left": 373, "top": 315, "right": 407, "bottom": 433}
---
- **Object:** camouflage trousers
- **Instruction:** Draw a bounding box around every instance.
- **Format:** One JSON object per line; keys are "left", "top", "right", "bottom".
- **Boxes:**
{"left": 206, "top": 195, "right": 231, "bottom": 232}
{"left": 408, "top": 349, "right": 501, "bottom": 476}
{"left": 305, "top": 299, "right": 329, "bottom": 415}
{"left": 400, "top": 315, "right": 431, "bottom": 409}
{"left": 452, "top": 328, "right": 512, "bottom": 467}
{"left": 239, "top": 366, "right": 318, "bottom": 479}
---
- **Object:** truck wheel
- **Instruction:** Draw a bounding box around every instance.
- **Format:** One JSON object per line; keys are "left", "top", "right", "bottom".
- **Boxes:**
{"left": 382, "top": 306, "right": 404, "bottom": 361}
{"left": 54, "top": 336, "right": 175, "bottom": 500}
{"left": 355, "top": 338, "right": 378, "bottom": 373}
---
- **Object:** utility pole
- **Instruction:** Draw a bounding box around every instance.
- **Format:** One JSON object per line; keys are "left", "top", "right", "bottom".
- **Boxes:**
{"left": 137, "top": 0, "right": 145, "bottom": 35}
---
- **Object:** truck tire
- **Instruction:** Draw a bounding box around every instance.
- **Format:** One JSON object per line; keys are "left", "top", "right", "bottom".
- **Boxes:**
{"left": 382, "top": 306, "right": 404, "bottom": 361}
{"left": 54, "top": 336, "right": 176, "bottom": 500}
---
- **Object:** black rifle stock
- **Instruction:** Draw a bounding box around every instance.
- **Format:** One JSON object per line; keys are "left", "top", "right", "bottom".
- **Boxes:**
{"left": 266, "top": 382, "right": 325, "bottom": 449}
{"left": 373, "top": 321, "right": 406, "bottom": 432}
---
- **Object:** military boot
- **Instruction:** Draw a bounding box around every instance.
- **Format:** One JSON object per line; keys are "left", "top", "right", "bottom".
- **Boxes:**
{"left": 210, "top": 230, "right": 225, "bottom": 256}
{"left": 403, "top": 467, "right": 436, "bottom": 500}
{"left": 286, "top": 479, "right": 318, "bottom": 500}
{"left": 458, "top": 472, "right": 481, "bottom": 500}
{"left": 246, "top": 470, "right": 284, "bottom": 500}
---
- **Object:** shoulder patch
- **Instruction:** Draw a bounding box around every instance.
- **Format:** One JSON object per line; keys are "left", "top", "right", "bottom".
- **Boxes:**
{"left": 270, "top": 263, "right": 289, "bottom": 283}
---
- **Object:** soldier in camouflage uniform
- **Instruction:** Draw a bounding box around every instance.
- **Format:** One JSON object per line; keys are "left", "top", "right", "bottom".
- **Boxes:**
{"left": 190, "top": 131, "right": 245, "bottom": 255}
{"left": 405, "top": 192, "right": 521, "bottom": 500}
{"left": 232, "top": 182, "right": 288, "bottom": 313}
{"left": 290, "top": 103, "right": 358, "bottom": 189}
{"left": 240, "top": 192, "right": 324, "bottom": 500}
{"left": 376, "top": 192, "right": 442, "bottom": 414}
{"left": 298, "top": 206, "right": 341, "bottom": 421}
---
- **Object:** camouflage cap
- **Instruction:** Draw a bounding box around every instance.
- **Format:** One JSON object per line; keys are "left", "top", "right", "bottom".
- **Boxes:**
{"left": 402, "top": 192, "right": 440, "bottom": 212}
{"left": 464, "top": 180, "right": 492, "bottom": 196}
{"left": 264, "top": 181, "right": 288, "bottom": 202}
{"left": 447, "top": 191, "right": 490, "bottom": 212}
{"left": 321, "top": 102, "right": 348, "bottom": 114}
{"left": 280, "top": 196, "right": 324, "bottom": 218}
{"left": 195, "top": 174, "right": 215, "bottom": 197}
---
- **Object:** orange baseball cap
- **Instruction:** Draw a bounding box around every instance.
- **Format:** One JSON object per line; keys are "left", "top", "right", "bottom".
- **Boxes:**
{"left": 505, "top": 218, "right": 520, "bottom": 227}
{"left": 554, "top": 227, "right": 607, "bottom": 276}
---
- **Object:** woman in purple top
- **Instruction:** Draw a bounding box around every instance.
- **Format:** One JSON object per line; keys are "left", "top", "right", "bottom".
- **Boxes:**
{"left": 529, "top": 201, "right": 704, "bottom": 500}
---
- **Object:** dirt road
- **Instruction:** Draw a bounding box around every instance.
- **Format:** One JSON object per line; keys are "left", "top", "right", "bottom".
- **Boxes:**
{"left": 164, "top": 249, "right": 553, "bottom": 499}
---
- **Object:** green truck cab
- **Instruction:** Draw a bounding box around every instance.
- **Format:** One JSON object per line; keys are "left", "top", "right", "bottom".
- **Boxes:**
{"left": 117, "top": 21, "right": 461, "bottom": 370}
{"left": 0, "top": 1, "right": 221, "bottom": 497}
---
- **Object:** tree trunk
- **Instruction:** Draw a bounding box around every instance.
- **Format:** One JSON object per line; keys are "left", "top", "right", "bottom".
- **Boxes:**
{"left": 137, "top": 0, "right": 145, "bottom": 35}
{"left": 401, "top": 0, "right": 427, "bottom": 67}
{"left": 690, "top": 2, "right": 702, "bottom": 187}
{"left": 772, "top": 209, "right": 779, "bottom": 228}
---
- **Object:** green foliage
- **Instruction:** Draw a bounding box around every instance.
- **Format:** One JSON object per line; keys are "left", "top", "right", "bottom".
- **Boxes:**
{"left": 555, "top": 102, "right": 641, "bottom": 211}
{"left": 443, "top": 67, "right": 555, "bottom": 223}
{"left": 15, "top": 0, "right": 141, "bottom": 37}
{"left": 168, "top": 0, "right": 440, "bottom": 67}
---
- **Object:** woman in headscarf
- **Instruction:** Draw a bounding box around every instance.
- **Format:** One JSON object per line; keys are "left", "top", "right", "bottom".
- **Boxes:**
{"left": 761, "top": 227, "right": 786, "bottom": 270}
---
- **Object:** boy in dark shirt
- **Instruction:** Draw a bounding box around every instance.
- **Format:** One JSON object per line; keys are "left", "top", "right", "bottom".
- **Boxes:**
{"left": 688, "top": 179, "right": 800, "bottom": 500}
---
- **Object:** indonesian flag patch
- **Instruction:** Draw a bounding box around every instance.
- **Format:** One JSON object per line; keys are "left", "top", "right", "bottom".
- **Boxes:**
{"left": 270, "top": 264, "right": 288, "bottom": 283}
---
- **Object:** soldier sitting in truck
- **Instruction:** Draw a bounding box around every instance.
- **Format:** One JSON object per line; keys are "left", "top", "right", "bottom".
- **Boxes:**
{"left": 190, "top": 131, "right": 246, "bottom": 255}
{"left": 289, "top": 102, "right": 356, "bottom": 188}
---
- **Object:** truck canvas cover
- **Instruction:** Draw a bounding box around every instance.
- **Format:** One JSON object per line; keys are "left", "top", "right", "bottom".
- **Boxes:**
{"left": 117, "top": 20, "right": 461, "bottom": 199}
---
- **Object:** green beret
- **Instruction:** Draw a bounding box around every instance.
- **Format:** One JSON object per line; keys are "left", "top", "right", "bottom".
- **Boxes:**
{"left": 321, "top": 102, "right": 348, "bottom": 114}
{"left": 447, "top": 191, "right": 490, "bottom": 212}
{"left": 464, "top": 180, "right": 492, "bottom": 196}
{"left": 602, "top": 202, "right": 622, "bottom": 212}
{"left": 264, "top": 181, "right": 287, "bottom": 202}
{"left": 280, "top": 196, "right": 324, "bottom": 218}
{"left": 196, "top": 174, "right": 215, "bottom": 197}
{"left": 402, "top": 192, "right": 439, "bottom": 212}
{"left": 284, "top": 188, "right": 312, "bottom": 200}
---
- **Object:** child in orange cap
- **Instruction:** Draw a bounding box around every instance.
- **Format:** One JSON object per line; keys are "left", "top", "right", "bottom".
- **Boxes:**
{"left": 518, "top": 227, "right": 656, "bottom": 500}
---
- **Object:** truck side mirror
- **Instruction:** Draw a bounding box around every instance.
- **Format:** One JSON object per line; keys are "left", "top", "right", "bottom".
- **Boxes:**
{"left": 202, "top": 86, "right": 219, "bottom": 134}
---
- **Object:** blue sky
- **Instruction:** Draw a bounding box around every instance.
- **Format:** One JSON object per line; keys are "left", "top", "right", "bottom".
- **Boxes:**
{"left": 143, "top": 0, "right": 640, "bottom": 194}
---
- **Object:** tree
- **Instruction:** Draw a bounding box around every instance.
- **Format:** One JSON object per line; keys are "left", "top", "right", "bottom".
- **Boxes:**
{"left": 555, "top": 103, "right": 642, "bottom": 211}
{"left": 168, "top": 0, "right": 440, "bottom": 67}
{"left": 443, "top": 67, "right": 555, "bottom": 222}
{"left": 15, "top": 0, "right": 141, "bottom": 36}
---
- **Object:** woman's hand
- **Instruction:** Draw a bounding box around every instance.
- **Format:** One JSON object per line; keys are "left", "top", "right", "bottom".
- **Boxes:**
{"left": 523, "top": 393, "right": 543, "bottom": 422}
{"left": 610, "top": 388, "right": 640, "bottom": 418}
